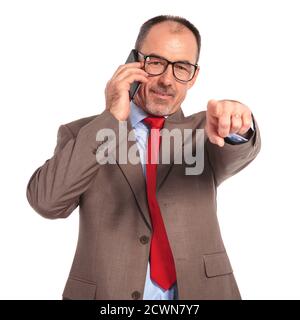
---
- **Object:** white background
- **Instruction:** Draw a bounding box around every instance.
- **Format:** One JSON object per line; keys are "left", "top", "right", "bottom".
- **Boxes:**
{"left": 0, "top": 0, "right": 299, "bottom": 299}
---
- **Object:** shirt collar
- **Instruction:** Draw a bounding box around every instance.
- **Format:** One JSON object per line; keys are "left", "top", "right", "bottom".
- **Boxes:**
{"left": 129, "top": 101, "right": 148, "bottom": 128}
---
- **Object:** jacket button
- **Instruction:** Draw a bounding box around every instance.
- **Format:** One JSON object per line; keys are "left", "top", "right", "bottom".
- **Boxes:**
{"left": 139, "top": 235, "right": 149, "bottom": 244}
{"left": 132, "top": 291, "right": 141, "bottom": 300}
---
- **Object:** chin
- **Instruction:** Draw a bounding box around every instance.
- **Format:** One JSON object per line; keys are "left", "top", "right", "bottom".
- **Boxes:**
{"left": 145, "top": 102, "right": 174, "bottom": 116}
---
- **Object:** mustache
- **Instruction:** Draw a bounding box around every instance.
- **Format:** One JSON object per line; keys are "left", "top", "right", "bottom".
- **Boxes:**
{"left": 150, "top": 86, "right": 175, "bottom": 96}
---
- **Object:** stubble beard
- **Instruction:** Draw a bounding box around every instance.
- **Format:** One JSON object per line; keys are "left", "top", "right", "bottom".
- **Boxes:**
{"left": 144, "top": 98, "right": 174, "bottom": 116}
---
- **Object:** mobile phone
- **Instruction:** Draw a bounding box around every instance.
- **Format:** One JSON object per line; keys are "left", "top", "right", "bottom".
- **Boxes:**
{"left": 125, "top": 49, "right": 141, "bottom": 100}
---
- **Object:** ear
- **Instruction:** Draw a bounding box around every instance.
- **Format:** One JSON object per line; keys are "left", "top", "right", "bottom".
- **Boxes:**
{"left": 187, "top": 66, "right": 200, "bottom": 89}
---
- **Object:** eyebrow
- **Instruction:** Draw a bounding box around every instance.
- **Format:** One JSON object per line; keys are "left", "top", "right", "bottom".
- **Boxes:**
{"left": 147, "top": 52, "right": 194, "bottom": 65}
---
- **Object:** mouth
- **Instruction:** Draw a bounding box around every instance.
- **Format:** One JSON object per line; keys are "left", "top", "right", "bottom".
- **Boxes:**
{"left": 150, "top": 89, "right": 173, "bottom": 99}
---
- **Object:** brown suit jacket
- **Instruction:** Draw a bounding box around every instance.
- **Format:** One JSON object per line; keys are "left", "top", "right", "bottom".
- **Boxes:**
{"left": 26, "top": 107, "right": 261, "bottom": 300}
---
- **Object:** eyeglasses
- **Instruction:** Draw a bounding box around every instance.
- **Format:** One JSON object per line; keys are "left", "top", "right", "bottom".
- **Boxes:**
{"left": 136, "top": 50, "right": 198, "bottom": 82}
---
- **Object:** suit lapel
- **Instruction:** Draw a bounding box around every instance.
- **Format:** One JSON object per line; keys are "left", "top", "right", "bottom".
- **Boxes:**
{"left": 115, "top": 119, "right": 152, "bottom": 230}
{"left": 157, "top": 108, "right": 186, "bottom": 190}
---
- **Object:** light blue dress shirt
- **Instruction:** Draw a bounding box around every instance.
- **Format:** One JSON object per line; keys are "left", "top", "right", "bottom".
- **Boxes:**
{"left": 129, "top": 101, "right": 252, "bottom": 300}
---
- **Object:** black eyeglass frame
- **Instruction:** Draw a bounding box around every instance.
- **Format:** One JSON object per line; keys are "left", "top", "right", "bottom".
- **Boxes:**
{"left": 135, "top": 49, "right": 199, "bottom": 82}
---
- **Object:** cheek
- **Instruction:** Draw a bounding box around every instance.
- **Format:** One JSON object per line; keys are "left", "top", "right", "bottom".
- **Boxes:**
{"left": 175, "top": 87, "right": 188, "bottom": 101}
{"left": 142, "top": 78, "right": 155, "bottom": 96}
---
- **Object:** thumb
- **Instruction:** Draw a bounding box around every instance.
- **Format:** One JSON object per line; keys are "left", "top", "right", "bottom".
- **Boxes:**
{"left": 205, "top": 122, "right": 225, "bottom": 147}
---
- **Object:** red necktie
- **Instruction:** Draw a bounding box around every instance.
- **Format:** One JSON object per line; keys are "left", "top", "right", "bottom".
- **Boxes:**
{"left": 143, "top": 116, "right": 177, "bottom": 290}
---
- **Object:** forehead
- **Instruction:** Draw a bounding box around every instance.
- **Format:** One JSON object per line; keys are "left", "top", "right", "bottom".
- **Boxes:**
{"left": 140, "top": 22, "right": 198, "bottom": 64}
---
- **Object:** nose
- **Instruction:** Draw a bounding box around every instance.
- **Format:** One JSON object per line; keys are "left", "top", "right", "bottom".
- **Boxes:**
{"left": 157, "top": 63, "right": 174, "bottom": 86}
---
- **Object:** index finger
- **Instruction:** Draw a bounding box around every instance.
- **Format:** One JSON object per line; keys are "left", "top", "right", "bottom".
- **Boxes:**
{"left": 207, "top": 99, "right": 222, "bottom": 118}
{"left": 112, "top": 62, "right": 145, "bottom": 80}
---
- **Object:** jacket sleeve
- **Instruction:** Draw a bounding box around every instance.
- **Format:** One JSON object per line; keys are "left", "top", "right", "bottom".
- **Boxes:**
{"left": 26, "top": 109, "right": 124, "bottom": 219}
{"left": 205, "top": 115, "right": 261, "bottom": 187}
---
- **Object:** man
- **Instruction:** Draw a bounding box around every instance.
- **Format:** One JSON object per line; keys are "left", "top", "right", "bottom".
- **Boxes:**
{"left": 26, "top": 15, "right": 261, "bottom": 300}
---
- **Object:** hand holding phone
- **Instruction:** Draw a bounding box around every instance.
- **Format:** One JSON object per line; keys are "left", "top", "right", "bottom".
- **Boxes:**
{"left": 105, "top": 49, "right": 148, "bottom": 121}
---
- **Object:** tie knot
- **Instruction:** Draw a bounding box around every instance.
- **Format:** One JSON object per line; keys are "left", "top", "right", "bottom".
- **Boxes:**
{"left": 143, "top": 116, "right": 165, "bottom": 130}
